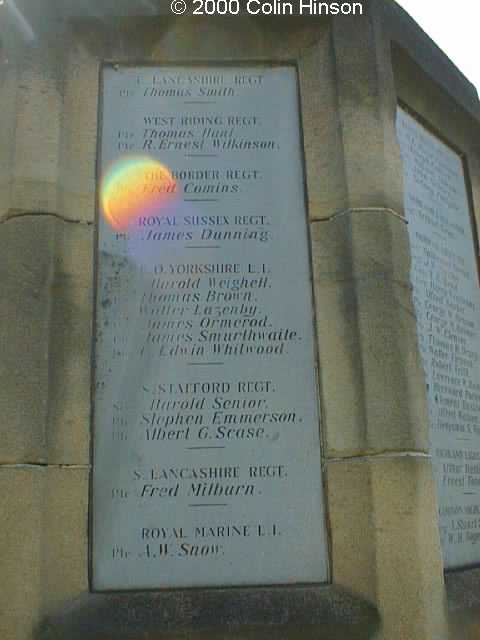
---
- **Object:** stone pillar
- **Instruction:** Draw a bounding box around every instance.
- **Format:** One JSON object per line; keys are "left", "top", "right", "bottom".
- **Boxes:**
{"left": 0, "top": 35, "right": 92, "bottom": 640}
{"left": 309, "top": 4, "right": 449, "bottom": 638}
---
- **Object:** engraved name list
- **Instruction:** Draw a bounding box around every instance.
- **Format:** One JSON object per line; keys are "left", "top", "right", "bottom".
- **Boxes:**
{"left": 92, "top": 66, "right": 328, "bottom": 590}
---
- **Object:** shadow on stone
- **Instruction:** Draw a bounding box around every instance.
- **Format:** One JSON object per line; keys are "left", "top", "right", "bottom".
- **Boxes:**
{"left": 37, "top": 585, "right": 380, "bottom": 640}
{"left": 446, "top": 568, "right": 480, "bottom": 639}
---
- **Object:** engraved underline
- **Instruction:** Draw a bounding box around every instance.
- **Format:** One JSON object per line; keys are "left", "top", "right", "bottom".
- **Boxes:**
{"left": 187, "top": 446, "right": 226, "bottom": 450}
{"left": 184, "top": 198, "right": 219, "bottom": 202}
{"left": 185, "top": 245, "right": 221, "bottom": 249}
{"left": 188, "top": 362, "right": 224, "bottom": 366}
{"left": 185, "top": 154, "right": 218, "bottom": 158}
{"left": 184, "top": 101, "right": 217, "bottom": 105}
{"left": 189, "top": 503, "right": 228, "bottom": 508}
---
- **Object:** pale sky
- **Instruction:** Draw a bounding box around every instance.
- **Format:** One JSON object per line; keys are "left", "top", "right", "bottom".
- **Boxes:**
{"left": 396, "top": 0, "right": 480, "bottom": 94}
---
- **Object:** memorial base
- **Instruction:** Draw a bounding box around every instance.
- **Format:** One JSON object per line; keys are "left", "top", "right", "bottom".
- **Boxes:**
{"left": 38, "top": 586, "right": 379, "bottom": 640}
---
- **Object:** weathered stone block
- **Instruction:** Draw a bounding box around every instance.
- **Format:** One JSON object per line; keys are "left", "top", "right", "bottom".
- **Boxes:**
{"left": 0, "top": 216, "right": 55, "bottom": 463}
{"left": 327, "top": 456, "right": 448, "bottom": 639}
{"left": 0, "top": 65, "right": 18, "bottom": 219}
{"left": 48, "top": 221, "right": 93, "bottom": 465}
{"left": 311, "top": 208, "right": 410, "bottom": 283}
{"left": 41, "top": 467, "right": 89, "bottom": 618}
{"left": 311, "top": 211, "right": 429, "bottom": 457}
{"left": 0, "top": 467, "right": 44, "bottom": 640}
{"left": 11, "top": 49, "right": 62, "bottom": 215}
{"left": 0, "top": 466, "right": 89, "bottom": 640}
{"left": 57, "top": 30, "right": 99, "bottom": 224}
{"left": 299, "top": 28, "right": 347, "bottom": 220}
{"left": 0, "top": 216, "right": 93, "bottom": 464}
{"left": 331, "top": 9, "right": 404, "bottom": 215}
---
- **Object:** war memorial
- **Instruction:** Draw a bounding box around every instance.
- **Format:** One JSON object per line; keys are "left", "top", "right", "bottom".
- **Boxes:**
{"left": 1, "top": 0, "right": 480, "bottom": 638}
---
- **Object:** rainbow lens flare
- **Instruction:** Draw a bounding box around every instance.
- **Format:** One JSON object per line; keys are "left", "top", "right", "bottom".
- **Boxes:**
{"left": 101, "top": 156, "right": 177, "bottom": 231}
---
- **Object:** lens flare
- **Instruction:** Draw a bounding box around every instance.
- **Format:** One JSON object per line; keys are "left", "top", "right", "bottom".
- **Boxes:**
{"left": 101, "top": 156, "right": 177, "bottom": 231}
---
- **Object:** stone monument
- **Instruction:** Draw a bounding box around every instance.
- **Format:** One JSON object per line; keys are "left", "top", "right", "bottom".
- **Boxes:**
{"left": 1, "top": 1, "right": 480, "bottom": 639}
